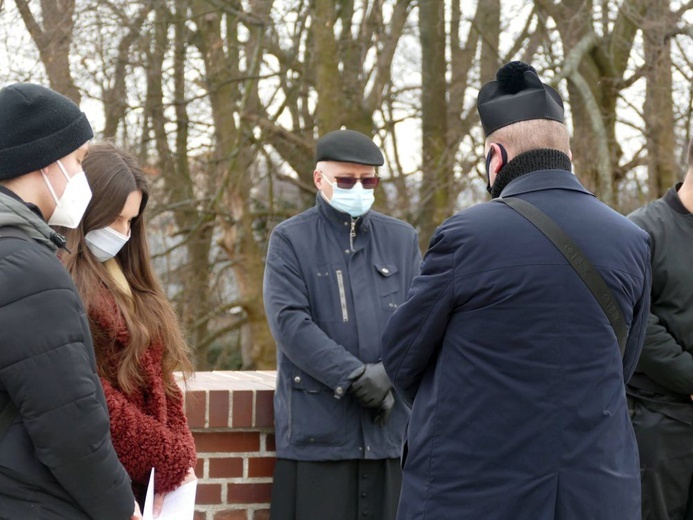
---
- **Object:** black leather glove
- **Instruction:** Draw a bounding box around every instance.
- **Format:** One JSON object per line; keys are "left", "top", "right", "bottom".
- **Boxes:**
{"left": 349, "top": 362, "right": 392, "bottom": 408}
{"left": 374, "top": 390, "right": 395, "bottom": 426}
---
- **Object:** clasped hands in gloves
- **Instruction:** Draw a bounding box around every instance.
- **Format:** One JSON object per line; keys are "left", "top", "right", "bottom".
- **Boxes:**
{"left": 349, "top": 363, "right": 395, "bottom": 426}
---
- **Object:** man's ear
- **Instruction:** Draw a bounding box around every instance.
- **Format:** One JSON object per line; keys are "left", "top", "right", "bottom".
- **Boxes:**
{"left": 489, "top": 143, "right": 503, "bottom": 176}
{"left": 313, "top": 169, "right": 323, "bottom": 190}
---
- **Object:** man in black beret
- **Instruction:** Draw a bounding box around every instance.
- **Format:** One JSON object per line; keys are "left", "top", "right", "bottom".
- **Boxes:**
{"left": 382, "top": 62, "right": 651, "bottom": 519}
{"left": 0, "top": 83, "right": 141, "bottom": 520}
{"left": 264, "top": 129, "right": 422, "bottom": 520}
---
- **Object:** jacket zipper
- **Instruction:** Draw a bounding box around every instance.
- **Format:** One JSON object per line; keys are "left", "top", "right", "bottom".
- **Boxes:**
{"left": 350, "top": 220, "right": 356, "bottom": 252}
{"left": 335, "top": 269, "right": 349, "bottom": 322}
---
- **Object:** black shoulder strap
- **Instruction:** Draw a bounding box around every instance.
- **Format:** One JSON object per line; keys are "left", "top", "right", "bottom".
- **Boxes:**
{"left": 497, "top": 197, "right": 628, "bottom": 357}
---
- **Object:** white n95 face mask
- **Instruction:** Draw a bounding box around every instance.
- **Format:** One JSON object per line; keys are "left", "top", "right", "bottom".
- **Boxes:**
{"left": 41, "top": 160, "right": 92, "bottom": 228}
{"left": 85, "top": 226, "right": 130, "bottom": 262}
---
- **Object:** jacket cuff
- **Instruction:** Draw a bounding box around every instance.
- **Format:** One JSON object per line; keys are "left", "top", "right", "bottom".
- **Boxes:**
{"left": 333, "top": 363, "right": 365, "bottom": 399}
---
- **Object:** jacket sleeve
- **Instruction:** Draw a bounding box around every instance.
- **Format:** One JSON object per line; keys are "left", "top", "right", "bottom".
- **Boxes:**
{"left": 622, "top": 262, "right": 651, "bottom": 383}
{"left": 100, "top": 377, "right": 196, "bottom": 494}
{"left": 263, "top": 228, "right": 363, "bottom": 394}
{"left": 0, "top": 266, "right": 134, "bottom": 519}
{"left": 381, "top": 229, "right": 456, "bottom": 406}
{"left": 636, "top": 313, "right": 693, "bottom": 393}
{"left": 629, "top": 212, "right": 693, "bottom": 393}
{"left": 410, "top": 233, "right": 423, "bottom": 281}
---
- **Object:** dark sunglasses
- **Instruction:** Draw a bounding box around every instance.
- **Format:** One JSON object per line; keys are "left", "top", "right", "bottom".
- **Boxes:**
{"left": 333, "top": 176, "right": 380, "bottom": 189}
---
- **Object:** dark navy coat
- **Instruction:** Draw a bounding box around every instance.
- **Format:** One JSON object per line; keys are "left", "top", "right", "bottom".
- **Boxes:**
{"left": 264, "top": 195, "right": 421, "bottom": 461}
{"left": 382, "top": 170, "right": 651, "bottom": 520}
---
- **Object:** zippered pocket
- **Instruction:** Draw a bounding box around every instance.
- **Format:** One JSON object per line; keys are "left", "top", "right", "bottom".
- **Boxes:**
{"left": 335, "top": 269, "right": 349, "bottom": 322}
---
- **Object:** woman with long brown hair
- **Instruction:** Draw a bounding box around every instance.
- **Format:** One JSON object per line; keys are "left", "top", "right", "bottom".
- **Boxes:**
{"left": 62, "top": 141, "right": 196, "bottom": 514}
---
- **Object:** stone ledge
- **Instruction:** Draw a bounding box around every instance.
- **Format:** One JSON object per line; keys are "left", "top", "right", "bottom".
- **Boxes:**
{"left": 179, "top": 371, "right": 277, "bottom": 430}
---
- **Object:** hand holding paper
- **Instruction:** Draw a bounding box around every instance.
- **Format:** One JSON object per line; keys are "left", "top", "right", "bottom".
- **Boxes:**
{"left": 143, "top": 468, "right": 198, "bottom": 520}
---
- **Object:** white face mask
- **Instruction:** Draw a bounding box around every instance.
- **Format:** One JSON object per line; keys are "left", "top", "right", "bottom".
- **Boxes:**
{"left": 85, "top": 226, "right": 130, "bottom": 262}
{"left": 41, "top": 160, "right": 92, "bottom": 228}
{"left": 321, "top": 173, "right": 375, "bottom": 218}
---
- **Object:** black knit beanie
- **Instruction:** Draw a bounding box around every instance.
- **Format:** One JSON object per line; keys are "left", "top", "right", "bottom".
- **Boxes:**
{"left": 0, "top": 83, "right": 94, "bottom": 180}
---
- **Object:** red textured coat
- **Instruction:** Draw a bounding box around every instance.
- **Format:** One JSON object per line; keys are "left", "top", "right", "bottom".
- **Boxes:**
{"left": 90, "top": 289, "right": 197, "bottom": 502}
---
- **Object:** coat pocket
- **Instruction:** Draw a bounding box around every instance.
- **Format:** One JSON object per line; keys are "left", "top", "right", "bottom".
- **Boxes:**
{"left": 374, "top": 263, "right": 402, "bottom": 311}
{"left": 289, "top": 372, "right": 347, "bottom": 446}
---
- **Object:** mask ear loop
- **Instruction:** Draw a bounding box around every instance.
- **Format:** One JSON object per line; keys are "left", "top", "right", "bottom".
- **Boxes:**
{"left": 55, "top": 160, "right": 72, "bottom": 181}
{"left": 497, "top": 143, "right": 508, "bottom": 166}
{"left": 40, "top": 168, "right": 61, "bottom": 205}
{"left": 485, "top": 143, "right": 508, "bottom": 195}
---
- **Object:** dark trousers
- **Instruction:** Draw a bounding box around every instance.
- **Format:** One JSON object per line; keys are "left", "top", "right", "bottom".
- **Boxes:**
{"left": 632, "top": 399, "right": 693, "bottom": 520}
{"left": 270, "top": 458, "right": 401, "bottom": 520}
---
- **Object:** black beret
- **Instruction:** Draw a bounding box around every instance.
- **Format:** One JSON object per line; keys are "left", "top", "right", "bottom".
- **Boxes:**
{"left": 477, "top": 61, "right": 564, "bottom": 137}
{"left": 315, "top": 129, "right": 384, "bottom": 166}
{"left": 0, "top": 83, "right": 93, "bottom": 180}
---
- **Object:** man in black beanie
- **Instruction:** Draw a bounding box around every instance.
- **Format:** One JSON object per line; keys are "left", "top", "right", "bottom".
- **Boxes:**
{"left": 0, "top": 83, "right": 141, "bottom": 520}
{"left": 382, "top": 62, "right": 651, "bottom": 519}
{"left": 264, "top": 129, "right": 421, "bottom": 520}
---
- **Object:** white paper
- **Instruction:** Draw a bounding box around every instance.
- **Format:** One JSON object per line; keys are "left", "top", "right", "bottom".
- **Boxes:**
{"left": 143, "top": 469, "right": 155, "bottom": 520}
{"left": 143, "top": 468, "right": 198, "bottom": 520}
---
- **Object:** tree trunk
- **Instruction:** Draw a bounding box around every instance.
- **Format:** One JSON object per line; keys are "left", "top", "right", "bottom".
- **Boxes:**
{"left": 418, "top": 0, "right": 449, "bottom": 249}
{"left": 15, "top": 0, "right": 80, "bottom": 103}
{"left": 313, "top": 0, "right": 342, "bottom": 132}
{"left": 643, "top": 0, "right": 677, "bottom": 198}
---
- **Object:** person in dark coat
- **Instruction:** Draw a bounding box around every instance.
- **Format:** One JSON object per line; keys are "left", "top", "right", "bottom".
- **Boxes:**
{"left": 627, "top": 138, "right": 693, "bottom": 520}
{"left": 0, "top": 84, "right": 139, "bottom": 519}
{"left": 381, "top": 62, "right": 651, "bottom": 520}
{"left": 263, "top": 129, "right": 421, "bottom": 520}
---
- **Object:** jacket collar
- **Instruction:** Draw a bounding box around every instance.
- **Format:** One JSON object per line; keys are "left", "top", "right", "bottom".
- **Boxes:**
{"left": 316, "top": 192, "right": 371, "bottom": 231}
{"left": 499, "top": 169, "right": 595, "bottom": 199}
{"left": 663, "top": 182, "right": 691, "bottom": 215}
{"left": 0, "top": 187, "right": 66, "bottom": 251}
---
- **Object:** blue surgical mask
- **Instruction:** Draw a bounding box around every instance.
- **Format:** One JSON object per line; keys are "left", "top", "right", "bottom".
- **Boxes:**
{"left": 321, "top": 173, "right": 375, "bottom": 217}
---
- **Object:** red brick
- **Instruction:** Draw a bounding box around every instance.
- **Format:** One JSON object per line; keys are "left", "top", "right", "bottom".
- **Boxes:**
{"left": 195, "top": 458, "right": 205, "bottom": 478}
{"left": 232, "top": 391, "right": 253, "bottom": 428}
{"left": 213, "top": 511, "right": 248, "bottom": 520}
{"left": 209, "top": 390, "right": 230, "bottom": 428}
{"left": 265, "top": 434, "right": 276, "bottom": 452}
{"left": 209, "top": 457, "right": 244, "bottom": 478}
{"left": 254, "top": 390, "right": 274, "bottom": 428}
{"left": 186, "top": 391, "right": 207, "bottom": 428}
{"left": 248, "top": 457, "right": 276, "bottom": 478}
{"left": 253, "top": 510, "right": 270, "bottom": 520}
{"left": 227, "top": 483, "right": 273, "bottom": 504}
{"left": 193, "top": 432, "right": 260, "bottom": 453}
{"left": 194, "top": 512, "right": 207, "bottom": 520}
{"left": 196, "top": 483, "right": 222, "bottom": 504}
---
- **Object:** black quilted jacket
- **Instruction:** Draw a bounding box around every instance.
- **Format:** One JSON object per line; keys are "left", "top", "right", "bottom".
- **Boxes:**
{"left": 0, "top": 187, "right": 134, "bottom": 520}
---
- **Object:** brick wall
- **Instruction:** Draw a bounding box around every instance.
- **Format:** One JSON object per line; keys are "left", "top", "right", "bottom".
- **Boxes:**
{"left": 181, "top": 371, "right": 277, "bottom": 520}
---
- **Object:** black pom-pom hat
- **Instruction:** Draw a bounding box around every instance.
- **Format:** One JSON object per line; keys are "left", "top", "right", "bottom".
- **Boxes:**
{"left": 476, "top": 61, "right": 564, "bottom": 137}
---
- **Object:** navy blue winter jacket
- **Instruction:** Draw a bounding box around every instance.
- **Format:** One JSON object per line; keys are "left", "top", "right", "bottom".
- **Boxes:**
{"left": 264, "top": 195, "right": 421, "bottom": 460}
{"left": 383, "top": 168, "right": 651, "bottom": 520}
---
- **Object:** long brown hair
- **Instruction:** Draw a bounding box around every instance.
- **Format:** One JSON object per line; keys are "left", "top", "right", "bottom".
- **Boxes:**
{"left": 63, "top": 141, "right": 193, "bottom": 395}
